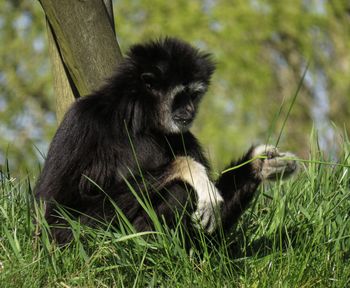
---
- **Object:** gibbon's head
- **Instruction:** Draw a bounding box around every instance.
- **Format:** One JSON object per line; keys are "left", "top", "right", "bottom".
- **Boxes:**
{"left": 125, "top": 37, "right": 215, "bottom": 133}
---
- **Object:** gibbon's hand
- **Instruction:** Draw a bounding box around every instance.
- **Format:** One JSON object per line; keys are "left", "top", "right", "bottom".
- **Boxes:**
{"left": 167, "top": 156, "right": 224, "bottom": 234}
{"left": 251, "top": 145, "right": 298, "bottom": 181}
{"left": 192, "top": 184, "right": 224, "bottom": 234}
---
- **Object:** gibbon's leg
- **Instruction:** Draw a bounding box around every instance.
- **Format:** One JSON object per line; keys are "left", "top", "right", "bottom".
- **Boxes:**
{"left": 81, "top": 179, "right": 197, "bottom": 233}
{"left": 132, "top": 181, "right": 196, "bottom": 232}
{"left": 77, "top": 175, "right": 196, "bottom": 234}
{"left": 216, "top": 145, "right": 298, "bottom": 231}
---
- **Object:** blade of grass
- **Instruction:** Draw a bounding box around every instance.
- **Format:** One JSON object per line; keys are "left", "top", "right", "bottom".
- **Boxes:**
{"left": 275, "top": 61, "right": 310, "bottom": 147}
{"left": 221, "top": 155, "right": 267, "bottom": 174}
{"left": 265, "top": 94, "right": 286, "bottom": 146}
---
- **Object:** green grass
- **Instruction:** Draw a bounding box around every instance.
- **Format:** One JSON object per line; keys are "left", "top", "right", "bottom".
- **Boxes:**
{"left": 1, "top": 138, "right": 350, "bottom": 288}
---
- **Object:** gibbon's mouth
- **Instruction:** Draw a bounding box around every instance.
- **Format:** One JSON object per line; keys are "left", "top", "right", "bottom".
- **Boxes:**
{"left": 173, "top": 116, "right": 194, "bottom": 128}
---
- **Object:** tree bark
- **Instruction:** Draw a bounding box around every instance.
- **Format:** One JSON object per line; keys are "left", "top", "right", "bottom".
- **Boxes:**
{"left": 46, "top": 19, "right": 76, "bottom": 123}
{"left": 40, "top": 0, "right": 123, "bottom": 121}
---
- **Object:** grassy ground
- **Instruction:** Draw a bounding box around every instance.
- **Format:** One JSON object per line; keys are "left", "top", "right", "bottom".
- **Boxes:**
{"left": 1, "top": 139, "right": 350, "bottom": 287}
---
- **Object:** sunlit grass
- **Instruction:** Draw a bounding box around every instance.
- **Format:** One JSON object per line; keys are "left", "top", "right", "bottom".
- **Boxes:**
{"left": 1, "top": 135, "right": 349, "bottom": 287}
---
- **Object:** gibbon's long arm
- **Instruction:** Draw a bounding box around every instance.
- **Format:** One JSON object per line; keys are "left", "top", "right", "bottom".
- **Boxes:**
{"left": 215, "top": 145, "right": 298, "bottom": 231}
{"left": 156, "top": 145, "right": 297, "bottom": 234}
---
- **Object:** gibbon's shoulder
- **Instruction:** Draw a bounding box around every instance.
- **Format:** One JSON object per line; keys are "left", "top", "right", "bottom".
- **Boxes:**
{"left": 57, "top": 94, "right": 116, "bottom": 131}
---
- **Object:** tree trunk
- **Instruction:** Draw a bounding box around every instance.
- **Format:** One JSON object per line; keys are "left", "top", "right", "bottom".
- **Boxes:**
{"left": 39, "top": 0, "right": 123, "bottom": 121}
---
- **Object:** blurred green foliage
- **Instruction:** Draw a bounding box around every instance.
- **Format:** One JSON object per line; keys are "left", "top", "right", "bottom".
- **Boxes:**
{"left": 0, "top": 1, "right": 54, "bottom": 174}
{"left": 0, "top": 0, "right": 349, "bottom": 174}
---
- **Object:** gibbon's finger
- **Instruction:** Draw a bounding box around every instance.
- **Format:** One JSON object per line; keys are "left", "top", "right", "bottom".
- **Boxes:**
{"left": 192, "top": 201, "right": 219, "bottom": 234}
{"left": 206, "top": 216, "right": 217, "bottom": 234}
{"left": 192, "top": 204, "right": 213, "bottom": 232}
{"left": 193, "top": 203, "right": 210, "bottom": 227}
{"left": 264, "top": 156, "right": 295, "bottom": 168}
{"left": 252, "top": 144, "right": 280, "bottom": 159}
{"left": 261, "top": 156, "right": 298, "bottom": 180}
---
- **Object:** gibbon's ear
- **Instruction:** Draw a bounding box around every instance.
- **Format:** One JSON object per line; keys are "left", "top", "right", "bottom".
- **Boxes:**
{"left": 141, "top": 72, "right": 156, "bottom": 89}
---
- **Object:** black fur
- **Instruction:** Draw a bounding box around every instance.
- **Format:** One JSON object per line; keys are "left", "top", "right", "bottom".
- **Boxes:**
{"left": 35, "top": 38, "right": 264, "bottom": 244}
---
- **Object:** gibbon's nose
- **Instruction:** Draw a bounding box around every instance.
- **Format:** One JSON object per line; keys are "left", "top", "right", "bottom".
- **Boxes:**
{"left": 183, "top": 106, "right": 195, "bottom": 120}
{"left": 185, "top": 102, "right": 195, "bottom": 116}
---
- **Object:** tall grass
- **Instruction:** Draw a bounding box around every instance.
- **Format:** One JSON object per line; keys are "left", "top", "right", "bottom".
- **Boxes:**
{"left": 0, "top": 133, "right": 349, "bottom": 287}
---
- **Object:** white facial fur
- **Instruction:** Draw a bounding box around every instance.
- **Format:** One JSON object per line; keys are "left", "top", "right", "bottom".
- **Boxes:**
{"left": 158, "top": 81, "right": 206, "bottom": 133}
{"left": 188, "top": 81, "right": 206, "bottom": 93}
{"left": 158, "top": 84, "right": 185, "bottom": 133}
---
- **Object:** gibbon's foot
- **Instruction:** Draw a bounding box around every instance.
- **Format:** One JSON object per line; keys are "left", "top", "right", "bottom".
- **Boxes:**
{"left": 251, "top": 145, "right": 298, "bottom": 181}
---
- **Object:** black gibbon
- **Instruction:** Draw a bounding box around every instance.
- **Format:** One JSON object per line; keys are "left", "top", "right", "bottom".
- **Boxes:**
{"left": 35, "top": 37, "right": 298, "bottom": 244}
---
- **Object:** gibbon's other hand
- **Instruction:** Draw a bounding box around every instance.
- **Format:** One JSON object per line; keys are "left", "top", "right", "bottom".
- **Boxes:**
{"left": 251, "top": 145, "right": 298, "bottom": 181}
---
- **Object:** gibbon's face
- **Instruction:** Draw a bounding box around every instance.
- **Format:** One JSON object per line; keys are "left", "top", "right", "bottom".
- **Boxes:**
{"left": 129, "top": 37, "right": 215, "bottom": 133}
{"left": 163, "top": 81, "right": 207, "bottom": 133}
{"left": 141, "top": 73, "right": 208, "bottom": 133}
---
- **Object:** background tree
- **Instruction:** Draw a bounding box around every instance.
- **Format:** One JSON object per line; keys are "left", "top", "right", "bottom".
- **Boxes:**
{"left": 39, "top": 0, "right": 122, "bottom": 121}
{"left": 0, "top": 0, "right": 349, "bottom": 175}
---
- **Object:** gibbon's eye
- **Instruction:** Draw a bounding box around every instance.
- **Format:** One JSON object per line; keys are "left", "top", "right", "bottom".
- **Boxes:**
{"left": 141, "top": 72, "right": 156, "bottom": 89}
{"left": 190, "top": 91, "right": 201, "bottom": 101}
